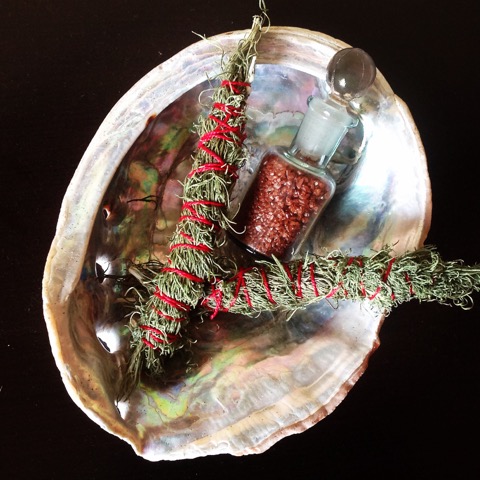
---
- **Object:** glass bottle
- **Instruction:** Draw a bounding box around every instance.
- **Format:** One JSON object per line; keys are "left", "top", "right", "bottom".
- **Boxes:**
{"left": 231, "top": 48, "right": 376, "bottom": 261}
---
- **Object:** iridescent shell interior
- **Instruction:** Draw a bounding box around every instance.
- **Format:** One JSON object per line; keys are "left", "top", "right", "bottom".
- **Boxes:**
{"left": 42, "top": 27, "right": 430, "bottom": 461}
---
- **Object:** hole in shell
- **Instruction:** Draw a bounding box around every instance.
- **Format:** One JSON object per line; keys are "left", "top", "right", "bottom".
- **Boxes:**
{"left": 95, "top": 263, "right": 106, "bottom": 283}
{"left": 96, "top": 325, "right": 124, "bottom": 354}
{"left": 102, "top": 206, "right": 111, "bottom": 220}
{"left": 97, "top": 336, "right": 111, "bottom": 352}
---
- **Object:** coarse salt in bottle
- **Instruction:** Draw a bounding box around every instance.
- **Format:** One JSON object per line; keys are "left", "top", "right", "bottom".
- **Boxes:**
{"left": 231, "top": 48, "right": 376, "bottom": 260}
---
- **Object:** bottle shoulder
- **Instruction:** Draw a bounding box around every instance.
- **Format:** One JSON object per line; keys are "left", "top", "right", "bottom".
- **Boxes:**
{"left": 263, "top": 146, "right": 336, "bottom": 191}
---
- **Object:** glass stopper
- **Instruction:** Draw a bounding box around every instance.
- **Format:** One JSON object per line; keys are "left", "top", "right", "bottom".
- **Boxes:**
{"left": 326, "top": 47, "right": 376, "bottom": 100}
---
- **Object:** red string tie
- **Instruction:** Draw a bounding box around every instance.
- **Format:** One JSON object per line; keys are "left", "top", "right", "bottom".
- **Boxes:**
{"left": 360, "top": 280, "right": 367, "bottom": 297}
{"left": 188, "top": 162, "right": 238, "bottom": 178}
{"left": 202, "top": 284, "right": 225, "bottom": 319}
{"left": 179, "top": 232, "right": 194, "bottom": 243}
{"left": 154, "top": 287, "right": 191, "bottom": 312}
{"left": 212, "top": 102, "right": 241, "bottom": 114}
{"left": 142, "top": 338, "right": 156, "bottom": 349}
{"left": 169, "top": 242, "right": 212, "bottom": 253}
{"left": 283, "top": 263, "right": 293, "bottom": 282}
{"left": 228, "top": 268, "right": 253, "bottom": 309}
{"left": 178, "top": 200, "right": 224, "bottom": 231}
{"left": 309, "top": 263, "right": 319, "bottom": 297}
{"left": 368, "top": 257, "right": 396, "bottom": 300}
{"left": 221, "top": 80, "right": 251, "bottom": 94}
{"left": 182, "top": 200, "right": 225, "bottom": 211}
{"left": 162, "top": 267, "right": 203, "bottom": 283}
{"left": 203, "top": 116, "right": 245, "bottom": 144}
{"left": 405, "top": 272, "right": 415, "bottom": 296}
{"left": 260, "top": 267, "right": 276, "bottom": 304}
{"left": 152, "top": 306, "right": 186, "bottom": 323}
{"left": 188, "top": 98, "right": 248, "bottom": 179}
{"left": 296, "top": 263, "right": 303, "bottom": 299}
{"left": 140, "top": 325, "right": 177, "bottom": 342}
{"left": 178, "top": 214, "right": 219, "bottom": 230}
{"left": 140, "top": 325, "right": 178, "bottom": 348}
{"left": 383, "top": 257, "right": 396, "bottom": 281}
{"left": 326, "top": 284, "right": 342, "bottom": 299}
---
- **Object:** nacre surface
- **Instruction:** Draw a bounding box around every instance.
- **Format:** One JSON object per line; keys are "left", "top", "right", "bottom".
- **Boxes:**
{"left": 42, "top": 27, "right": 430, "bottom": 461}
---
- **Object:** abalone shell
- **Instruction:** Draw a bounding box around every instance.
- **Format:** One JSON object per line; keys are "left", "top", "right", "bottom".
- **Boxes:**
{"left": 42, "top": 27, "right": 430, "bottom": 460}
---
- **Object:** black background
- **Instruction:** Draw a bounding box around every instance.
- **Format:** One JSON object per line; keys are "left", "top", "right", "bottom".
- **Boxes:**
{"left": 1, "top": 1, "right": 479, "bottom": 478}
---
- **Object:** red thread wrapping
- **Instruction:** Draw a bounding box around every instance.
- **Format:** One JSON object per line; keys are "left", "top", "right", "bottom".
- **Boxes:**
{"left": 182, "top": 200, "right": 225, "bottom": 211}
{"left": 140, "top": 325, "right": 178, "bottom": 349}
{"left": 326, "top": 284, "right": 342, "bottom": 299}
{"left": 172, "top": 202, "right": 225, "bottom": 253}
{"left": 367, "top": 286, "right": 382, "bottom": 300}
{"left": 180, "top": 200, "right": 224, "bottom": 234}
{"left": 142, "top": 337, "right": 156, "bottom": 349}
{"left": 383, "top": 257, "right": 396, "bottom": 281}
{"left": 342, "top": 260, "right": 353, "bottom": 297}
{"left": 368, "top": 257, "right": 396, "bottom": 300}
{"left": 154, "top": 287, "right": 191, "bottom": 312}
{"left": 341, "top": 257, "right": 362, "bottom": 298}
{"left": 200, "top": 255, "right": 407, "bottom": 316}
{"left": 260, "top": 268, "right": 276, "bottom": 304}
{"left": 187, "top": 162, "right": 237, "bottom": 177}
{"left": 169, "top": 243, "right": 212, "bottom": 253}
{"left": 162, "top": 267, "right": 203, "bottom": 283}
{"left": 153, "top": 307, "right": 186, "bottom": 323}
{"left": 221, "top": 80, "right": 250, "bottom": 94}
{"left": 179, "top": 232, "right": 194, "bottom": 243}
{"left": 201, "top": 286, "right": 224, "bottom": 319}
{"left": 228, "top": 268, "right": 253, "bottom": 309}
{"left": 178, "top": 214, "right": 219, "bottom": 230}
{"left": 296, "top": 264, "right": 303, "bottom": 298}
{"left": 283, "top": 263, "right": 293, "bottom": 282}
{"left": 331, "top": 255, "right": 396, "bottom": 301}
{"left": 309, "top": 263, "right": 319, "bottom": 297}
{"left": 324, "top": 257, "right": 343, "bottom": 298}
{"left": 201, "top": 117, "right": 245, "bottom": 144}
{"left": 140, "top": 325, "right": 177, "bottom": 342}
{"left": 405, "top": 273, "right": 415, "bottom": 296}
{"left": 188, "top": 97, "right": 248, "bottom": 179}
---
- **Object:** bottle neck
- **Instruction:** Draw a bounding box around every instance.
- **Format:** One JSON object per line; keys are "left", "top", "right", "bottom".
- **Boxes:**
{"left": 288, "top": 96, "right": 358, "bottom": 167}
